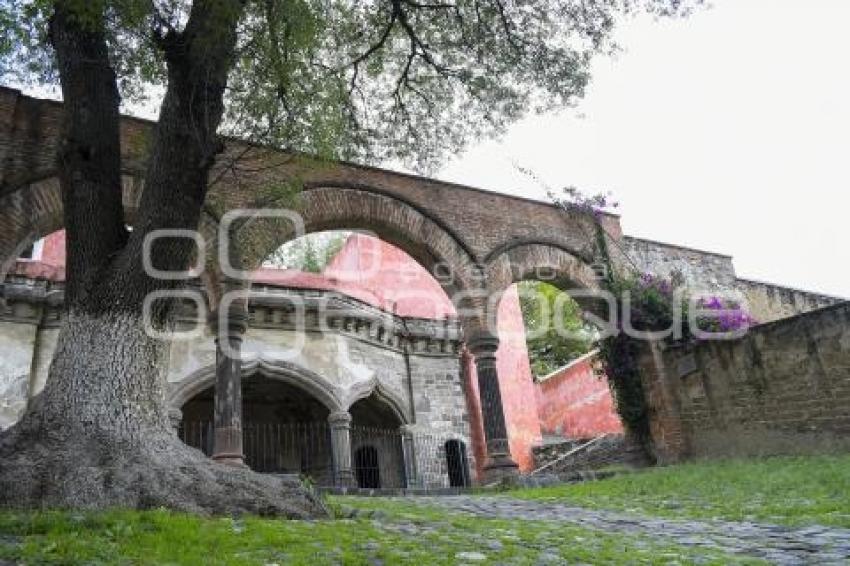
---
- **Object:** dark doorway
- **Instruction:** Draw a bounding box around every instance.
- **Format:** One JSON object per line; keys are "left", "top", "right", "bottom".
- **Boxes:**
{"left": 179, "top": 374, "right": 332, "bottom": 479}
{"left": 349, "top": 393, "right": 406, "bottom": 488}
{"left": 354, "top": 445, "right": 381, "bottom": 488}
{"left": 445, "top": 439, "right": 470, "bottom": 487}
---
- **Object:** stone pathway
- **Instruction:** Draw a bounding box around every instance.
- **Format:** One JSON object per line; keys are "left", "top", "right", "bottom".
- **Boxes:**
{"left": 403, "top": 495, "right": 850, "bottom": 565}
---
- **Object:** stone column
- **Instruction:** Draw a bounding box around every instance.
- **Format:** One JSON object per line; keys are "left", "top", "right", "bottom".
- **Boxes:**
{"left": 328, "top": 411, "right": 355, "bottom": 487}
{"left": 467, "top": 332, "right": 519, "bottom": 482}
{"left": 211, "top": 303, "right": 248, "bottom": 466}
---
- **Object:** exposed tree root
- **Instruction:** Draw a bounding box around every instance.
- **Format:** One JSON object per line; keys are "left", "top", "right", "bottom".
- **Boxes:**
{"left": 0, "top": 418, "right": 327, "bottom": 517}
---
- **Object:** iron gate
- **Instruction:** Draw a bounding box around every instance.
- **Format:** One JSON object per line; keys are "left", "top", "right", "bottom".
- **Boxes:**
{"left": 178, "top": 421, "right": 472, "bottom": 489}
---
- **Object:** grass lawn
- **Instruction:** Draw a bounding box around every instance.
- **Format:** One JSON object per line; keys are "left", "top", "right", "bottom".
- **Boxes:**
{"left": 509, "top": 454, "right": 850, "bottom": 527}
{"left": 1, "top": 455, "right": 846, "bottom": 564}
{"left": 0, "top": 499, "right": 757, "bottom": 565}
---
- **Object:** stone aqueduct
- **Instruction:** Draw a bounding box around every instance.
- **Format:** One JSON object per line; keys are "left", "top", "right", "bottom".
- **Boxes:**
{"left": 0, "top": 87, "right": 621, "bottom": 481}
{"left": 5, "top": 87, "right": 848, "bottom": 484}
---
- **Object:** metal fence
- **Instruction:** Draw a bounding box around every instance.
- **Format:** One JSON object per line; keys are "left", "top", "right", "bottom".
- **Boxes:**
{"left": 178, "top": 421, "right": 472, "bottom": 489}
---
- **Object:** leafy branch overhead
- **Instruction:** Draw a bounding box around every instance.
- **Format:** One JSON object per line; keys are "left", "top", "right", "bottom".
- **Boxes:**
{"left": 2, "top": 0, "right": 702, "bottom": 171}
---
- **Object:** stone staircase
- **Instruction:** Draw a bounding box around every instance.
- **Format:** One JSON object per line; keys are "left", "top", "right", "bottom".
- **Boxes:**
{"left": 529, "top": 433, "right": 650, "bottom": 481}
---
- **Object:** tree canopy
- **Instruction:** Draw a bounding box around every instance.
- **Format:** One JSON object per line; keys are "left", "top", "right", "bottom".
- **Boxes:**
{"left": 264, "top": 230, "right": 348, "bottom": 272}
{"left": 1, "top": 0, "right": 701, "bottom": 171}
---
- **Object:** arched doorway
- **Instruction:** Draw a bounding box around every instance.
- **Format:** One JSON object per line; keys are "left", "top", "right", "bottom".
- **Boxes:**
{"left": 349, "top": 393, "right": 406, "bottom": 489}
{"left": 179, "top": 372, "right": 333, "bottom": 481}
{"left": 354, "top": 446, "right": 381, "bottom": 488}
{"left": 445, "top": 439, "right": 470, "bottom": 487}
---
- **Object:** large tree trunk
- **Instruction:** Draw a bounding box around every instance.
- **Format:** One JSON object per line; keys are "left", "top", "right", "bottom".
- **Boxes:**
{"left": 0, "top": 313, "right": 321, "bottom": 516}
{"left": 0, "top": 1, "right": 325, "bottom": 516}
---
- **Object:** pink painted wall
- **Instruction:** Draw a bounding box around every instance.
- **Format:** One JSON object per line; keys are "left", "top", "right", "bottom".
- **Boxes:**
{"left": 12, "top": 230, "right": 66, "bottom": 281}
{"left": 253, "top": 233, "right": 456, "bottom": 319}
{"left": 535, "top": 353, "right": 624, "bottom": 439}
{"left": 40, "top": 229, "right": 66, "bottom": 266}
{"left": 323, "top": 233, "right": 456, "bottom": 319}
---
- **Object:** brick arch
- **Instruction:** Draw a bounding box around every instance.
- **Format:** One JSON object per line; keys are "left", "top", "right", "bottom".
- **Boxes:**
{"left": 0, "top": 174, "right": 223, "bottom": 301}
{"left": 230, "top": 186, "right": 483, "bottom": 299}
{"left": 485, "top": 241, "right": 601, "bottom": 293}
{"left": 481, "top": 241, "right": 606, "bottom": 331}
{"left": 0, "top": 175, "right": 144, "bottom": 280}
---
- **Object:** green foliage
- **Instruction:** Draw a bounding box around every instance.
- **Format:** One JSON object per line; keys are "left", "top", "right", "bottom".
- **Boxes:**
{"left": 548, "top": 186, "right": 672, "bottom": 451}
{"left": 511, "top": 454, "right": 850, "bottom": 528}
{"left": 518, "top": 280, "right": 594, "bottom": 377}
{"left": 265, "top": 230, "right": 348, "bottom": 272}
{"left": 0, "top": 0, "right": 703, "bottom": 172}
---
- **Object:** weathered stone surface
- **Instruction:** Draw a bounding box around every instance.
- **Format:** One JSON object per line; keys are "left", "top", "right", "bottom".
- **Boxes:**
{"left": 736, "top": 277, "right": 843, "bottom": 323}
{"left": 2, "top": 282, "right": 476, "bottom": 488}
{"left": 413, "top": 495, "right": 850, "bottom": 564}
{"left": 656, "top": 302, "right": 850, "bottom": 459}
{"left": 622, "top": 236, "right": 738, "bottom": 290}
{"left": 622, "top": 236, "right": 844, "bottom": 323}
{"left": 531, "top": 434, "right": 649, "bottom": 475}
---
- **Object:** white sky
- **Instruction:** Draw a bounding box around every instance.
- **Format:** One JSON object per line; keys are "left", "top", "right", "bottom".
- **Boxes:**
{"left": 439, "top": 0, "right": 850, "bottom": 297}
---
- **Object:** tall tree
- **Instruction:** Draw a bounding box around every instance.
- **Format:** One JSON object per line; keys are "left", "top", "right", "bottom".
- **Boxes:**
{"left": 0, "top": 0, "right": 700, "bottom": 513}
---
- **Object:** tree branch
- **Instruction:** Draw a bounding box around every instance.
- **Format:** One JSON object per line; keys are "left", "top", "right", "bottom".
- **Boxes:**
{"left": 115, "top": 0, "right": 248, "bottom": 303}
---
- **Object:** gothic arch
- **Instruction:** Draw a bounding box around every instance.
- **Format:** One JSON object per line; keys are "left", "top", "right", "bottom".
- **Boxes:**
{"left": 344, "top": 378, "right": 411, "bottom": 425}
{"left": 168, "top": 359, "right": 345, "bottom": 412}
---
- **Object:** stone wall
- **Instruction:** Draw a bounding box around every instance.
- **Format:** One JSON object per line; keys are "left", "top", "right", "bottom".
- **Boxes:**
{"left": 621, "top": 236, "right": 844, "bottom": 323}
{"left": 0, "top": 275, "right": 62, "bottom": 428}
{"left": 657, "top": 302, "right": 850, "bottom": 459}
{"left": 621, "top": 236, "right": 737, "bottom": 289}
{"left": 1, "top": 274, "right": 475, "bottom": 487}
{"left": 0, "top": 319, "right": 37, "bottom": 428}
{"left": 736, "top": 278, "right": 844, "bottom": 324}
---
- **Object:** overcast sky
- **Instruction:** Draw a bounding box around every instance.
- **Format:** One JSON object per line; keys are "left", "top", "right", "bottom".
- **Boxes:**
{"left": 439, "top": 0, "right": 850, "bottom": 297}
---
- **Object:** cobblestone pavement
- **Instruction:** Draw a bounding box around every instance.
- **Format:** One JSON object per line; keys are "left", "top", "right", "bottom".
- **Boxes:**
{"left": 404, "top": 495, "right": 850, "bottom": 565}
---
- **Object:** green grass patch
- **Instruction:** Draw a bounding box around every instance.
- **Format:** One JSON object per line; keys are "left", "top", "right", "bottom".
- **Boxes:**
{"left": 509, "top": 454, "right": 850, "bottom": 527}
{"left": 0, "top": 498, "right": 758, "bottom": 565}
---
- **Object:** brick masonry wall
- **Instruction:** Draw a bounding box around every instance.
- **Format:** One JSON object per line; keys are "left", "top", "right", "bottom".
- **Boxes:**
{"left": 534, "top": 352, "right": 624, "bottom": 439}
{"left": 0, "top": 86, "right": 622, "bottom": 294}
{"left": 660, "top": 302, "right": 850, "bottom": 459}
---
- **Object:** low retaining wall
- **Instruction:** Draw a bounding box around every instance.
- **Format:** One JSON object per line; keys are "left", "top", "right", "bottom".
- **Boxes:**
{"left": 654, "top": 302, "right": 850, "bottom": 459}
{"left": 534, "top": 351, "right": 623, "bottom": 439}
